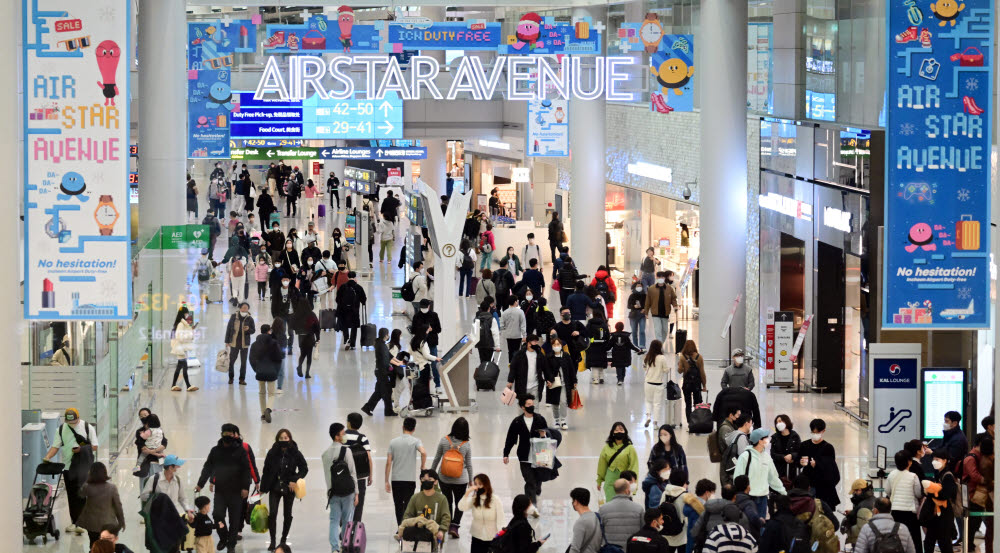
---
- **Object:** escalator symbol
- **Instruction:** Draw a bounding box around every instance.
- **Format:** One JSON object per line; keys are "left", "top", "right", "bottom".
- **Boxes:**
{"left": 878, "top": 407, "right": 913, "bottom": 433}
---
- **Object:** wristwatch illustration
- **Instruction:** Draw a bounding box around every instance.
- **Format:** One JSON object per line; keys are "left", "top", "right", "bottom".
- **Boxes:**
{"left": 639, "top": 13, "right": 663, "bottom": 54}
{"left": 94, "top": 194, "right": 119, "bottom": 236}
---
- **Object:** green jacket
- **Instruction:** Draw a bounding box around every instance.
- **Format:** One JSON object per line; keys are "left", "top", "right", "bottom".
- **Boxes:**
{"left": 403, "top": 490, "right": 451, "bottom": 529}
{"left": 597, "top": 443, "right": 640, "bottom": 486}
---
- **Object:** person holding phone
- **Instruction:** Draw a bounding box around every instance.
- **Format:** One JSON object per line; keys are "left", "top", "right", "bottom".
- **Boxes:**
{"left": 169, "top": 307, "right": 199, "bottom": 391}
{"left": 501, "top": 494, "right": 545, "bottom": 553}
{"left": 457, "top": 474, "right": 505, "bottom": 553}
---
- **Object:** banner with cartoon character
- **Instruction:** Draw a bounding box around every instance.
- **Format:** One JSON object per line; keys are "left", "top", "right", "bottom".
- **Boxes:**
{"left": 22, "top": 0, "right": 132, "bottom": 319}
{"left": 188, "top": 21, "right": 235, "bottom": 158}
{"left": 650, "top": 34, "right": 695, "bottom": 113}
{"left": 497, "top": 12, "right": 603, "bottom": 55}
{"left": 884, "top": 0, "right": 993, "bottom": 328}
{"left": 262, "top": 10, "right": 382, "bottom": 54}
{"left": 527, "top": 97, "right": 568, "bottom": 157}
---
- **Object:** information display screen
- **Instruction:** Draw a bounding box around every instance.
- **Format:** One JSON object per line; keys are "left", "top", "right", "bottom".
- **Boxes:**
{"left": 921, "top": 368, "right": 965, "bottom": 440}
{"left": 440, "top": 335, "right": 471, "bottom": 365}
{"left": 231, "top": 92, "right": 403, "bottom": 139}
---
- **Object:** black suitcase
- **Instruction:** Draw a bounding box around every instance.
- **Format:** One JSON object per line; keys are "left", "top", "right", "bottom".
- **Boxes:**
{"left": 360, "top": 305, "right": 376, "bottom": 347}
{"left": 320, "top": 308, "right": 337, "bottom": 331}
{"left": 675, "top": 328, "right": 687, "bottom": 353}
{"left": 688, "top": 403, "right": 714, "bottom": 434}
{"left": 411, "top": 367, "right": 433, "bottom": 409}
{"left": 474, "top": 353, "right": 501, "bottom": 390}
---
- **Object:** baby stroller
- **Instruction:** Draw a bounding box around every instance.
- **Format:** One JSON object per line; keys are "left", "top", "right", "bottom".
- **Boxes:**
{"left": 23, "top": 461, "right": 64, "bottom": 544}
{"left": 403, "top": 363, "right": 437, "bottom": 417}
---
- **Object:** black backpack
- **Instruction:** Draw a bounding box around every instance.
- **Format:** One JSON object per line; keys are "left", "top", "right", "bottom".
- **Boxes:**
{"left": 477, "top": 313, "right": 495, "bottom": 350}
{"left": 682, "top": 356, "right": 702, "bottom": 389}
{"left": 400, "top": 276, "right": 417, "bottom": 301}
{"left": 461, "top": 250, "right": 475, "bottom": 271}
{"left": 659, "top": 494, "right": 686, "bottom": 536}
{"left": 535, "top": 309, "right": 556, "bottom": 335}
{"left": 487, "top": 520, "right": 529, "bottom": 553}
{"left": 326, "top": 448, "right": 355, "bottom": 501}
{"left": 779, "top": 516, "right": 812, "bottom": 553}
{"left": 339, "top": 283, "right": 358, "bottom": 309}
{"left": 596, "top": 278, "right": 613, "bottom": 302}
{"left": 348, "top": 436, "right": 370, "bottom": 479}
{"left": 494, "top": 270, "right": 511, "bottom": 296}
{"left": 868, "top": 522, "right": 906, "bottom": 553}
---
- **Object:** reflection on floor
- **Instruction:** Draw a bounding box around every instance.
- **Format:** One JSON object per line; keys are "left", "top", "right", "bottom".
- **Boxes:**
{"left": 31, "top": 207, "right": 873, "bottom": 553}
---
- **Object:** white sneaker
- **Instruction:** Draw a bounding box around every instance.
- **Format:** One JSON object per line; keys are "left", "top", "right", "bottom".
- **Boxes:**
{"left": 561, "top": 422, "right": 569, "bottom": 430}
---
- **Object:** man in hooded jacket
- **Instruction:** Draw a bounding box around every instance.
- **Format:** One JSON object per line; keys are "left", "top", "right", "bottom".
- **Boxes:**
{"left": 195, "top": 423, "right": 251, "bottom": 553}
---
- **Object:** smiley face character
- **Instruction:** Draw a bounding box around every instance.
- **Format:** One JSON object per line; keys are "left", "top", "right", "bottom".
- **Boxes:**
{"left": 95, "top": 40, "right": 121, "bottom": 106}
{"left": 650, "top": 57, "right": 695, "bottom": 97}
{"left": 930, "top": 0, "right": 965, "bottom": 26}
{"left": 905, "top": 222, "right": 936, "bottom": 252}
{"left": 206, "top": 81, "right": 234, "bottom": 111}
{"left": 60, "top": 172, "right": 86, "bottom": 195}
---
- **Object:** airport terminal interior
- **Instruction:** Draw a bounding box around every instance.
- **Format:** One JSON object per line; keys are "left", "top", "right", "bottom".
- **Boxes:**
{"left": 6, "top": 1, "right": 999, "bottom": 553}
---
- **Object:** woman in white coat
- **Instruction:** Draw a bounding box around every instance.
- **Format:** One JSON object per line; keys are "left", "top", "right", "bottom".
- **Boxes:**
{"left": 642, "top": 340, "right": 668, "bottom": 428}
{"left": 169, "top": 308, "right": 199, "bottom": 391}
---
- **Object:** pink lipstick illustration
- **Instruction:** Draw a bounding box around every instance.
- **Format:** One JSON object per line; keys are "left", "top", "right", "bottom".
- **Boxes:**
{"left": 42, "top": 278, "right": 55, "bottom": 308}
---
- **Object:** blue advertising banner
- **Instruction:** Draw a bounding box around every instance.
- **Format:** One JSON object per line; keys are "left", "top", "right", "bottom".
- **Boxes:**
{"left": 496, "top": 13, "right": 602, "bottom": 55}
{"left": 263, "top": 12, "right": 381, "bottom": 54}
{"left": 387, "top": 21, "right": 501, "bottom": 50}
{"left": 188, "top": 21, "right": 235, "bottom": 158}
{"left": 884, "top": 0, "right": 993, "bottom": 329}
{"left": 650, "top": 34, "right": 695, "bottom": 113}
{"left": 527, "top": 98, "right": 568, "bottom": 157}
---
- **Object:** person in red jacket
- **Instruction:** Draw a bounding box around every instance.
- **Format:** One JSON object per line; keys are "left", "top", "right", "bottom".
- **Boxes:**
{"left": 591, "top": 266, "right": 617, "bottom": 319}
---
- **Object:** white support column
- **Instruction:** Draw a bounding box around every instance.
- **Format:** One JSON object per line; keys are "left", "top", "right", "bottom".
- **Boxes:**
{"left": 772, "top": 0, "right": 806, "bottom": 119}
{"left": 698, "top": 0, "right": 748, "bottom": 364}
{"left": 569, "top": 6, "right": 608, "bottom": 277}
{"left": 3, "top": 0, "right": 24, "bottom": 547}
{"left": 138, "top": 0, "right": 187, "bottom": 243}
{"left": 422, "top": 140, "right": 447, "bottom": 196}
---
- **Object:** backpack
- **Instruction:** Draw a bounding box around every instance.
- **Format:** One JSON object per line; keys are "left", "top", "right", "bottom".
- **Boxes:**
{"left": 494, "top": 270, "right": 511, "bottom": 297}
{"left": 338, "top": 283, "right": 358, "bottom": 309}
{"left": 535, "top": 309, "right": 556, "bottom": 335}
{"left": 477, "top": 313, "right": 495, "bottom": 350}
{"left": 487, "top": 520, "right": 529, "bottom": 553}
{"left": 596, "top": 278, "right": 613, "bottom": 302}
{"left": 231, "top": 259, "right": 245, "bottom": 278}
{"left": 795, "top": 499, "right": 839, "bottom": 553}
{"left": 682, "top": 356, "right": 702, "bottom": 389}
{"left": 707, "top": 430, "right": 724, "bottom": 463}
{"left": 594, "top": 513, "right": 626, "bottom": 553}
{"left": 400, "top": 276, "right": 417, "bottom": 301}
{"left": 778, "top": 516, "right": 813, "bottom": 553}
{"left": 348, "top": 436, "right": 370, "bottom": 480}
{"left": 480, "top": 235, "right": 493, "bottom": 254}
{"left": 659, "top": 493, "right": 686, "bottom": 536}
{"left": 326, "top": 447, "right": 355, "bottom": 501}
{"left": 722, "top": 433, "right": 745, "bottom": 474}
{"left": 440, "top": 437, "right": 467, "bottom": 479}
{"left": 197, "top": 260, "right": 212, "bottom": 282}
{"left": 461, "top": 250, "right": 475, "bottom": 271}
{"left": 868, "top": 522, "right": 906, "bottom": 553}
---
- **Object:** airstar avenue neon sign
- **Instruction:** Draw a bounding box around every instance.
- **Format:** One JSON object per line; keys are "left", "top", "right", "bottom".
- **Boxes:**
{"left": 254, "top": 55, "right": 637, "bottom": 102}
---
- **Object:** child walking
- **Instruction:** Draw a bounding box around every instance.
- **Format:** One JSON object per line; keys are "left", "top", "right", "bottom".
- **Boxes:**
{"left": 608, "top": 321, "right": 644, "bottom": 385}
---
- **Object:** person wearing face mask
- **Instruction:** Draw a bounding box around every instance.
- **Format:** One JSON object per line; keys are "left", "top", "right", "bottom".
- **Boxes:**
{"left": 277, "top": 239, "right": 300, "bottom": 273}
{"left": 224, "top": 302, "right": 256, "bottom": 385}
{"left": 266, "top": 222, "right": 285, "bottom": 262}
{"left": 843, "top": 479, "right": 876, "bottom": 547}
{"left": 293, "top": 301, "right": 320, "bottom": 379}
{"left": 721, "top": 348, "right": 754, "bottom": 391}
{"left": 260, "top": 429, "right": 308, "bottom": 551}
{"left": 43, "top": 407, "right": 99, "bottom": 535}
{"left": 521, "top": 233, "right": 543, "bottom": 269}
{"left": 499, "top": 246, "right": 523, "bottom": 277}
{"left": 323, "top": 423, "right": 359, "bottom": 550}
{"left": 921, "top": 450, "right": 958, "bottom": 553}
{"left": 598, "top": 423, "right": 641, "bottom": 504}
{"left": 627, "top": 281, "right": 648, "bottom": 349}
{"left": 720, "top": 415, "right": 753, "bottom": 486}
{"left": 662, "top": 468, "right": 704, "bottom": 552}
{"left": 194, "top": 424, "right": 252, "bottom": 553}
{"left": 503, "top": 395, "right": 550, "bottom": 503}
{"left": 796, "top": 418, "right": 840, "bottom": 509}
{"left": 732, "top": 428, "right": 787, "bottom": 519}
{"left": 519, "top": 257, "right": 546, "bottom": 298}
{"left": 397, "top": 469, "right": 451, "bottom": 544}
{"left": 886, "top": 450, "right": 924, "bottom": 548}
{"left": 641, "top": 458, "right": 673, "bottom": 509}
{"left": 458, "top": 474, "right": 506, "bottom": 553}
{"left": 336, "top": 271, "right": 367, "bottom": 351}
{"left": 648, "top": 425, "right": 688, "bottom": 475}
{"left": 627, "top": 507, "right": 673, "bottom": 553}
{"left": 685, "top": 479, "right": 717, "bottom": 553}
{"left": 599, "top": 478, "right": 645, "bottom": 550}
{"left": 555, "top": 306, "right": 588, "bottom": 364}
{"left": 271, "top": 275, "right": 299, "bottom": 354}
{"left": 169, "top": 309, "right": 199, "bottom": 391}
{"left": 640, "top": 247, "right": 662, "bottom": 288}
{"left": 643, "top": 271, "right": 678, "bottom": 345}
{"left": 923, "top": 411, "right": 969, "bottom": 476}
{"left": 134, "top": 408, "right": 168, "bottom": 488}
{"left": 769, "top": 414, "right": 801, "bottom": 480}
{"left": 500, "top": 295, "right": 528, "bottom": 368}
{"left": 412, "top": 299, "right": 444, "bottom": 390}
{"left": 506, "top": 334, "right": 548, "bottom": 400}
{"left": 249, "top": 324, "right": 283, "bottom": 423}
{"left": 545, "top": 336, "right": 577, "bottom": 430}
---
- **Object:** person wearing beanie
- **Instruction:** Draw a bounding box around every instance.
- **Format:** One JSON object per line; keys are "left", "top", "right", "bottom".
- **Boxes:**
{"left": 721, "top": 348, "right": 754, "bottom": 391}
{"left": 844, "top": 478, "right": 876, "bottom": 546}
{"left": 732, "top": 428, "right": 786, "bottom": 518}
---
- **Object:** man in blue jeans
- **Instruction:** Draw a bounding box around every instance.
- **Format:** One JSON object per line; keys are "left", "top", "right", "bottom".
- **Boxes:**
{"left": 323, "top": 422, "right": 358, "bottom": 552}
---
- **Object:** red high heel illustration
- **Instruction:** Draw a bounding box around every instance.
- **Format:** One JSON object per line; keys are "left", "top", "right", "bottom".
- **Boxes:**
{"left": 919, "top": 28, "right": 932, "bottom": 48}
{"left": 895, "top": 26, "right": 919, "bottom": 43}
{"left": 963, "top": 96, "right": 984, "bottom": 115}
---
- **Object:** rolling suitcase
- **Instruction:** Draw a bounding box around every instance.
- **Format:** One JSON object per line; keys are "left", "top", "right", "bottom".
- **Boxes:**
{"left": 206, "top": 279, "right": 223, "bottom": 303}
{"left": 474, "top": 352, "right": 501, "bottom": 390}
{"left": 320, "top": 308, "right": 337, "bottom": 331}
{"left": 269, "top": 212, "right": 281, "bottom": 227}
{"left": 688, "top": 403, "right": 714, "bottom": 434}
{"left": 360, "top": 305, "right": 376, "bottom": 348}
{"left": 318, "top": 204, "right": 327, "bottom": 218}
{"left": 342, "top": 521, "right": 367, "bottom": 553}
{"left": 674, "top": 328, "right": 687, "bottom": 354}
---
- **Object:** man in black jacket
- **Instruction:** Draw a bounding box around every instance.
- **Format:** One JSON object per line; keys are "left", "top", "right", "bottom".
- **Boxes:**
{"left": 380, "top": 190, "right": 401, "bottom": 223}
{"left": 271, "top": 275, "right": 299, "bottom": 352}
{"left": 224, "top": 302, "right": 256, "bottom": 385}
{"left": 626, "top": 509, "right": 672, "bottom": 553}
{"left": 266, "top": 222, "right": 286, "bottom": 262}
{"left": 250, "top": 325, "right": 283, "bottom": 423}
{"left": 554, "top": 307, "right": 588, "bottom": 364}
{"left": 492, "top": 260, "right": 516, "bottom": 311}
{"left": 711, "top": 387, "right": 762, "bottom": 429}
{"left": 502, "top": 394, "right": 549, "bottom": 503}
{"left": 361, "top": 327, "right": 403, "bottom": 416}
{"left": 336, "top": 272, "right": 368, "bottom": 350}
{"left": 506, "top": 335, "right": 549, "bottom": 399}
{"left": 327, "top": 171, "right": 341, "bottom": 210}
{"left": 195, "top": 423, "right": 252, "bottom": 553}
{"left": 411, "top": 298, "right": 443, "bottom": 391}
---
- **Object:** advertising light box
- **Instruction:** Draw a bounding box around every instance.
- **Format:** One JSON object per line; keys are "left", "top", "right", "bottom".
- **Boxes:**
{"left": 230, "top": 91, "right": 403, "bottom": 139}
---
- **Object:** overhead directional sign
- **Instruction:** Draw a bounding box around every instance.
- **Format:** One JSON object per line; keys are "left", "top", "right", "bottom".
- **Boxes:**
{"left": 230, "top": 147, "right": 320, "bottom": 160}
{"left": 319, "top": 146, "right": 428, "bottom": 160}
{"left": 231, "top": 91, "right": 403, "bottom": 139}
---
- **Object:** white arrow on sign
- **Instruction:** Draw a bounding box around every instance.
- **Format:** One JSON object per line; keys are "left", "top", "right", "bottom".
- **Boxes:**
{"left": 266, "top": 150, "right": 275, "bottom": 158}
{"left": 378, "top": 122, "right": 394, "bottom": 136}
{"left": 376, "top": 149, "right": 384, "bottom": 156}
{"left": 379, "top": 101, "right": 393, "bottom": 117}
{"left": 322, "top": 150, "right": 330, "bottom": 158}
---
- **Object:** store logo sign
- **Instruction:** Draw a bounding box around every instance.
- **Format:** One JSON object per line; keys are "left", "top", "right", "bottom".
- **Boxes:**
{"left": 626, "top": 161, "right": 672, "bottom": 183}
{"left": 823, "top": 206, "right": 852, "bottom": 233}
{"left": 512, "top": 168, "right": 530, "bottom": 183}
{"left": 759, "top": 192, "right": 812, "bottom": 221}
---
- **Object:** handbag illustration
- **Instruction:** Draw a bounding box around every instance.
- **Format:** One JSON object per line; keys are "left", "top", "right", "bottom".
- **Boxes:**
{"left": 956, "top": 215, "right": 980, "bottom": 250}
{"left": 302, "top": 29, "right": 326, "bottom": 50}
{"left": 950, "top": 47, "right": 984, "bottom": 67}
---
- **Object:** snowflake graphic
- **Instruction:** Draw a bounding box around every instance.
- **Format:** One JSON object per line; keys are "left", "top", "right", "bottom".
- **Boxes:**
{"left": 99, "top": 6, "right": 116, "bottom": 22}
{"left": 900, "top": 122, "right": 916, "bottom": 136}
{"left": 965, "top": 77, "right": 980, "bottom": 91}
{"left": 957, "top": 188, "right": 970, "bottom": 201}
{"left": 958, "top": 287, "right": 972, "bottom": 300}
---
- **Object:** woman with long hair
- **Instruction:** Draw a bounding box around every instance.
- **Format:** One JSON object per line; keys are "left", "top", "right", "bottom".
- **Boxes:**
{"left": 647, "top": 424, "right": 687, "bottom": 474}
{"left": 388, "top": 329, "right": 408, "bottom": 411}
{"left": 431, "top": 417, "right": 474, "bottom": 538}
{"left": 458, "top": 474, "right": 506, "bottom": 553}
{"left": 677, "top": 340, "right": 707, "bottom": 425}
{"left": 78, "top": 462, "right": 126, "bottom": 547}
{"left": 503, "top": 494, "right": 544, "bottom": 553}
{"left": 295, "top": 303, "right": 320, "bottom": 379}
{"left": 260, "top": 428, "right": 309, "bottom": 551}
{"left": 596, "top": 422, "right": 640, "bottom": 503}
{"left": 169, "top": 308, "right": 198, "bottom": 392}
{"left": 642, "top": 340, "right": 668, "bottom": 428}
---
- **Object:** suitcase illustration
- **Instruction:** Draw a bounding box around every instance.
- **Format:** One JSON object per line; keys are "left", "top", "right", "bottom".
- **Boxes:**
{"left": 956, "top": 215, "right": 980, "bottom": 250}
{"left": 575, "top": 21, "right": 590, "bottom": 39}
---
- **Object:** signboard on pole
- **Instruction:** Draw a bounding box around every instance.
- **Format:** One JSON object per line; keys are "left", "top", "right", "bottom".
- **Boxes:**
{"left": 23, "top": 0, "right": 132, "bottom": 319}
{"left": 765, "top": 310, "right": 775, "bottom": 384}
{"left": 883, "top": 0, "right": 993, "bottom": 329}
{"left": 773, "top": 311, "right": 795, "bottom": 385}
{"left": 868, "top": 343, "right": 921, "bottom": 472}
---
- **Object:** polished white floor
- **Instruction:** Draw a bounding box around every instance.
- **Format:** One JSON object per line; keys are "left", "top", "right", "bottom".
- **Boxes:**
{"left": 31, "top": 204, "right": 874, "bottom": 553}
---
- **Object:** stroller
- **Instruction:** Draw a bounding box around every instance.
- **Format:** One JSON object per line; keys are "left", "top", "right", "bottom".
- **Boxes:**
{"left": 23, "top": 462, "right": 64, "bottom": 544}
{"left": 403, "top": 363, "right": 437, "bottom": 417}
